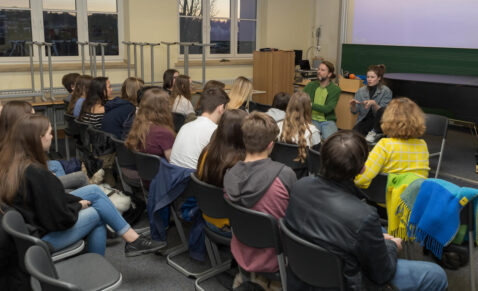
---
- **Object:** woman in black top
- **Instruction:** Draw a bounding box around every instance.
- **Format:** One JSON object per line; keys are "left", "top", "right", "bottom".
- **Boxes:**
{"left": 0, "top": 114, "right": 165, "bottom": 256}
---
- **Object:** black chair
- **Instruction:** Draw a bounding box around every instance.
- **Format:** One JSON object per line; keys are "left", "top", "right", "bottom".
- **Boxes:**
{"left": 189, "top": 173, "right": 233, "bottom": 290}
{"left": 363, "top": 173, "right": 388, "bottom": 205}
{"left": 279, "top": 219, "right": 345, "bottom": 290}
{"left": 25, "top": 245, "right": 122, "bottom": 291}
{"left": 249, "top": 101, "right": 271, "bottom": 113}
{"left": 271, "top": 142, "right": 308, "bottom": 179}
{"left": 86, "top": 127, "right": 116, "bottom": 157}
{"left": 111, "top": 137, "right": 141, "bottom": 195}
{"left": 307, "top": 147, "right": 321, "bottom": 176}
{"left": 424, "top": 113, "right": 449, "bottom": 178}
{"left": 132, "top": 151, "right": 200, "bottom": 276}
{"left": 173, "top": 113, "right": 186, "bottom": 133}
{"left": 1, "top": 210, "right": 85, "bottom": 272}
{"left": 224, "top": 198, "right": 287, "bottom": 290}
{"left": 73, "top": 119, "right": 91, "bottom": 157}
{"left": 63, "top": 113, "right": 81, "bottom": 160}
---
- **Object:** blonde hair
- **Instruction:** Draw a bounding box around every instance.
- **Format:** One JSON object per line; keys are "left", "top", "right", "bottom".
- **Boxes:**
{"left": 121, "top": 77, "right": 144, "bottom": 106}
{"left": 125, "top": 88, "right": 174, "bottom": 151}
{"left": 381, "top": 97, "right": 426, "bottom": 139}
{"left": 227, "top": 76, "right": 252, "bottom": 110}
{"left": 280, "top": 91, "right": 312, "bottom": 163}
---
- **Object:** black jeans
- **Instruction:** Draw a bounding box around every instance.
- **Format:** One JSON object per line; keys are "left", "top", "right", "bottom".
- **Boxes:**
{"left": 353, "top": 107, "right": 386, "bottom": 136}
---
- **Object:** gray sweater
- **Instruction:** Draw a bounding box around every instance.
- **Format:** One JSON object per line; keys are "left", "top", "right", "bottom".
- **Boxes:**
{"left": 351, "top": 85, "right": 392, "bottom": 125}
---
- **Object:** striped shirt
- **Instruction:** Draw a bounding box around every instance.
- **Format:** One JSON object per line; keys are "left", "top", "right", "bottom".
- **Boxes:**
{"left": 354, "top": 137, "right": 430, "bottom": 189}
{"left": 80, "top": 112, "right": 104, "bottom": 129}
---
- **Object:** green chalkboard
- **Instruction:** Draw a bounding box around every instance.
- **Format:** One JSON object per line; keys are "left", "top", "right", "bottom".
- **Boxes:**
{"left": 341, "top": 44, "right": 478, "bottom": 76}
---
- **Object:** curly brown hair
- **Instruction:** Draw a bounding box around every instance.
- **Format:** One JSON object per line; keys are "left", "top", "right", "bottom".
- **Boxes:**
{"left": 279, "top": 91, "right": 312, "bottom": 163}
{"left": 381, "top": 97, "right": 426, "bottom": 139}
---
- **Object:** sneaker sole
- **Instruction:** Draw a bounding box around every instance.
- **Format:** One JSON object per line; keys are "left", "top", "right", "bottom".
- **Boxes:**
{"left": 125, "top": 242, "right": 167, "bottom": 257}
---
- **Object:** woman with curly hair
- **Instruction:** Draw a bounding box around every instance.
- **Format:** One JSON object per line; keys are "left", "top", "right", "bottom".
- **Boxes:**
{"left": 125, "top": 87, "right": 175, "bottom": 161}
{"left": 277, "top": 91, "right": 321, "bottom": 163}
{"left": 354, "top": 97, "right": 429, "bottom": 189}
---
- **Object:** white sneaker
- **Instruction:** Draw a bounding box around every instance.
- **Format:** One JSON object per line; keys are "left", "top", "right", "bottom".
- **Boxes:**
{"left": 365, "top": 130, "right": 382, "bottom": 143}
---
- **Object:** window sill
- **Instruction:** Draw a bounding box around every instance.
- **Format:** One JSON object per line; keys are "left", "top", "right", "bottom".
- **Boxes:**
{"left": 0, "top": 61, "right": 128, "bottom": 73}
{"left": 175, "top": 58, "right": 253, "bottom": 67}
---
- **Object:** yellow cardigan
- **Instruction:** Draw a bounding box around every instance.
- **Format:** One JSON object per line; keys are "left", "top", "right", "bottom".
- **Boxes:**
{"left": 354, "top": 137, "right": 430, "bottom": 189}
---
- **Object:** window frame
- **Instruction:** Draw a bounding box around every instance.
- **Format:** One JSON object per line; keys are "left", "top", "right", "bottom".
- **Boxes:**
{"left": 178, "top": 0, "right": 260, "bottom": 60}
{"left": 0, "top": 0, "right": 124, "bottom": 64}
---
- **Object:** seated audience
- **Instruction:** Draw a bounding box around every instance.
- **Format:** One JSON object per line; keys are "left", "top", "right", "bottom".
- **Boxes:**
{"left": 163, "top": 69, "right": 179, "bottom": 94}
{"left": 303, "top": 60, "right": 341, "bottom": 139}
{"left": 79, "top": 77, "right": 111, "bottom": 128}
{"left": 197, "top": 109, "right": 247, "bottom": 236}
{"left": 350, "top": 64, "right": 392, "bottom": 143}
{"left": 203, "top": 80, "right": 226, "bottom": 91}
{"left": 278, "top": 91, "right": 321, "bottom": 163}
{"left": 171, "top": 74, "right": 195, "bottom": 116}
{"left": 125, "top": 88, "right": 175, "bottom": 161}
{"left": 67, "top": 75, "right": 92, "bottom": 117}
{"left": 224, "top": 112, "right": 297, "bottom": 288}
{"left": 170, "top": 87, "right": 230, "bottom": 169}
{"left": 266, "top": 92, "right": 290, "bottom": 122}
{"left": 354, "top": 97, "right": 429, "bottom": 189}
{"left": 0, "top": 114, "right": 165, "bottom": 257}
{"left": 102, "top": 77, "right": 144, "bottom": 138}
{"left": 285, "top": 130, "right": 447, "bottom": 290}
{"left": 62, "top": 72, "right": 80, "bottom": 102}
{"left": 226, "top": 76, "right": 253, "bottom": 111}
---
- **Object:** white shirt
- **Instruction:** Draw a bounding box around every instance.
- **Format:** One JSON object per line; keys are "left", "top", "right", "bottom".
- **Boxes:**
{"left": 172, "top": 95, "right": 195, "bottom": 116}
{"left": 266, "top": 108, "right": 286, "bottom": 122}
{"left": 170, "top": 116, "right": 217, "bottom": 169}
{"left": 277, "top": 121, "right": 321, "bottom": 147}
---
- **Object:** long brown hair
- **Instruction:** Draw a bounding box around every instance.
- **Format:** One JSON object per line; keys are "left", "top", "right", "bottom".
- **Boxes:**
{"left": 79, "top": 77, "right": 108, "bottom": 120}
{"left": 125, "top": 88, "right": 174, "bottom": 151}
{"left": 280, "top": 91, "right": 313, "bottom": 163}
{"left": 171, "top": 75, "right": 192, "bottom": 108}
{"left": 0, "top": 100, "right": 33, "bottom": 141}
{"left": 197, "top": 109, "right": 247, "bottom": 187}
{"left": 67, "top": 75, "right": 92, "bottom": 114}
{"left": 0, "top": 114, "right": 49, "bottom": 204}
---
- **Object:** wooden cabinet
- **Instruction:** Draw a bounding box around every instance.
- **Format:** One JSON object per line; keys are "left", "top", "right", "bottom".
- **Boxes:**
{"left": 335, "top": 76, "right": 364, "bottom": 129}
{"left": 252, "top": 50, "right": 295, "bottom": 105}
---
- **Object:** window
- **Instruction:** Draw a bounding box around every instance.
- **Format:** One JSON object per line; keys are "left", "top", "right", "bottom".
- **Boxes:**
{"left": 179, "top": 0, "right": 258, "bottom": 58}
{"left": 0, "top": 0, "right": 121, "bottom": 59}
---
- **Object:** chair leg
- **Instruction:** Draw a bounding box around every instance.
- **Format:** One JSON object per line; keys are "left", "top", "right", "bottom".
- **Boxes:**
{"left": 277, "top": 253, "right": 287, "bottom": 291}
{"left": 435, "top": 139, "right": 446, "bottom": 178}
{"left": 64, "top": 136, "right": 70, "bottom": 160}
{"left": 195, "top": 237, "right": 232, "bottom": 291}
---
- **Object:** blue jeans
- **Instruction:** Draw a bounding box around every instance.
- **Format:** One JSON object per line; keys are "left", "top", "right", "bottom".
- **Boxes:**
{"left": 47, "top": 160, "right": 66, "bottom": 176}
{"left": 312, "top": 120, "right": 338, "bottom": 140}
{"left": 391, "top": 259, "right": 447, "bottom": 291}
{"left": 42, "top": 185, "right": 130, "bottom": 255}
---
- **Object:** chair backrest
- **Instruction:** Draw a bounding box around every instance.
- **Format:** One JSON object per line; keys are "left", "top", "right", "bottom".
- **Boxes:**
{"left": 425, "top": 113, "right": 449, "bottom": 138}
{"left": 172, "top": 113, "right": 186, "bottom": 133}
{"left": 1, "top": 209, "right": 52, "bottom": 272}
{"left": 87, "top": 127, "right": 116, "bottom": 156}
{"left": 249, "top": 101, "right": 271, "bottom": 113}
{"left": 25, "top": 245, "right": 81, "bottom": 291}
{"left": 307, "top": 148, "right": 321, "bottom": 176}
{"left": 133, "top": 151, "right": 161, "bottom": 181}
{"left": 363, "top": 174, "right": 388, "bottom": 205}
{"left": 189, "top": 173, "right": 228, "bottom": 219}
{"left": 279, "top": 219, "right": 345, "bottom": 290}
{"left": 63, "top": 113, "right": 81, "bottom": 137}
{"left": 74, "top": 119, "right": 91, "bottom": 151}
{"left": 224, "top": 198, "right": 282, "bottom": 253}
{"left": 111, "top": 136, "right": 136, "bottom": 170}
{"left": 271, "top": 142, "right": 308, "bottom": 179}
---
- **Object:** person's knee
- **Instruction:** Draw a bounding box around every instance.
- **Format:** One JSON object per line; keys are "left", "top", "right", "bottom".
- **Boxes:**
{"left": 423, "top": 263, "right": 448, "bottom": 290}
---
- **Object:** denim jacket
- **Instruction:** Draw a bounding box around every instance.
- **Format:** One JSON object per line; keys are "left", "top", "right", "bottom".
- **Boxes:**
{"left": 351, "top": 85, "right": 392, "bottom": 125}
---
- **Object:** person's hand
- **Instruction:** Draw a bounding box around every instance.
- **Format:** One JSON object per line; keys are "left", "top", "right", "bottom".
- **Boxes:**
{"left": 363, "top": 100, "right": 377, "bottom": 109}
{"left": 79, "top": 200, "right": 91, "bottom": 209}
{"left": 350, "top": 99, "right": 360, "bottom": 106}
{"left": 383, "top": 234, "right": 402, "bottom": 252}
{"left": 383, "top": 233, "right": 394, "bottom": 240}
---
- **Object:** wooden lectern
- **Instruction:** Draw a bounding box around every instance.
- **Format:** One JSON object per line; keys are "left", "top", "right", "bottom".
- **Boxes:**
{"left": 252, "top": 50, "right": 295, "bottom": 105}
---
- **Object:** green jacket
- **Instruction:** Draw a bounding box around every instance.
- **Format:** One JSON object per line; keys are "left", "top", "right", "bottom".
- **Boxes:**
{"left": 303, "top": 81, "right": 341, "bottom": 122}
